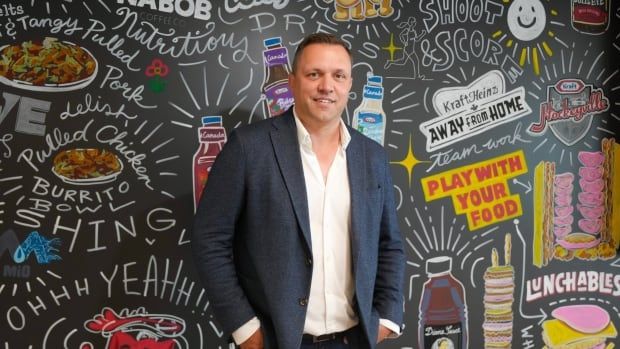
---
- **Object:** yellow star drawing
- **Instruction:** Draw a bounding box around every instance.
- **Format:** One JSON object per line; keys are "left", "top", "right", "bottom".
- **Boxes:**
{"left": 382, "top": 33, "right": 402, "bottom": 62}
{"left": 391, "top": 134, "right": 427, "bottom": 187}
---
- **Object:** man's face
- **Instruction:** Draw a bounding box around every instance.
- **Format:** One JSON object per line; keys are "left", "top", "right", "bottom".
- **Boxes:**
{"left": 289, "top": 43, "right": 352, "bottom": 126}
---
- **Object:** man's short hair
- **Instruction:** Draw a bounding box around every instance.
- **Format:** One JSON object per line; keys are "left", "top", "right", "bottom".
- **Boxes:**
{"left": 291, "top": 33, "right": 352, "bottom": 73}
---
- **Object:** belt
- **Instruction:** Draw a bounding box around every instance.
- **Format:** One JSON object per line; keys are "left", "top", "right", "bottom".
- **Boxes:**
{"left": 302, "top": 331, "right": 347, "bottom": 344}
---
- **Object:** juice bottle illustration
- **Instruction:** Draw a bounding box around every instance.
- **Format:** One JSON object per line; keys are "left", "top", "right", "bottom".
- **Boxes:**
{"left": 418, "top": 256, "right": 469, "bottom": 349}
{"left": 261, "top": 37, "right": 294, "bottom": 117}
{"left": 571, "top": 0, "right": 610, "bottom": 35}
{"left": 193, "top": 116, "right": 227, "bottom": 211}
{"left": 352, "top": 74, "right": 386, "bottom": 145}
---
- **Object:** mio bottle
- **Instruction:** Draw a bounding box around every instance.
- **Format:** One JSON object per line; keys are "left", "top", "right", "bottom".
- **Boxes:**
{"left": 193, "top": 116, "right": 227, "bottom": 212}
{"left": 352, "top": 74, "right": 386, "bottom": 145}
{"left": 418, "top": 256, "right": 469, "bottom": 349}
{"left": 261, "top": 37, "right": 294, "bottom": 117}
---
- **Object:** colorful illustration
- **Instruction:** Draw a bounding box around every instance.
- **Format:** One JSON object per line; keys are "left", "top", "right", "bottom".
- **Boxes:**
{"left": 324, "top": 0, "right": 393, "bottom": 21}
{"left": 419, "top": 256, "right": 469, "bottom": 349}
{"left": 0, "top": 37, "right": 98, "bottom": 92}
{"left": 261, "top": 37, "right": 294, "bottom": 118}
{"left": 193, "top": 116, "right": 226, "bottom": 211}
{"left": 83, "top": 307, "right": 188, "bottom": 349}
{"left": 52, "top": 148, "right": 123, "bottom": 186}
{"left": 352, "top": 74, "right": 386, "bottom": 145}
{"left": 0, "top": 1, "right": 618, "bottom": 347}
{"left": 421, "top": 70, "right": 531, "bottom": 152}
{"left": 421, "top": 151, "right": 527, "bottom": 230}
{"left": 571, "top": 0, "right": 611, "bottom": 35}
{"left": 541, "top": 304, "right": 617, "bottom": 348}
{"left": 533, "top": 138, "right": 620, "bottom": 267}
{"left": 12, "top": 230, "right": 61, "bottom": 264}
{"left": 145, "top": 58, "right": 169, "bottom": 93}
{"left": 483, "top": 234, "right": 514, "bottom": 349}
{"left": 528, "top": 79, "right": 609, "bottom": 146}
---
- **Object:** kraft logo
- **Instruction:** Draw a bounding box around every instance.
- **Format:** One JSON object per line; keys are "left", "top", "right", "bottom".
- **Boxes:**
{"left": 555, "top": 79, "right": 585, "bottom": 93}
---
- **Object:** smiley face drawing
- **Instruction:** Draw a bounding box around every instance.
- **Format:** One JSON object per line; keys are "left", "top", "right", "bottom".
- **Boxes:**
{"left": 506, "top": 0, "right": 546, "bottom": 41}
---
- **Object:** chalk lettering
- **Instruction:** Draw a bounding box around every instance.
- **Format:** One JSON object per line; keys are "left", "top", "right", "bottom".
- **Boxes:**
{"left": 224, "top": 0, "right": 288, "bottom": 13}
{"left": 60, "top": 94, "right": 137, "bottom": 120}
{"left": 0, "top": 3, "right": 24, "bottom": 16}
{"left": 99, "top": 65, "right": 157, "bottom": 109}
{"left": 96, "top": 125, "right": 153, "bottom": 190}
{"left": 15, "top": 15, "right": 82, "bottom": 35}
{"left": 113, "top": 7, "right": 253, "bottom": 63}
{"left": 17, "top": 120, "right": 92, "bottom": 171}
{"left": 0, "top": 93, "right": 51, "bottom": 136}
{"left": 81, "top": 19, "right": 141, "bottom": 72}
{"left": 529, "top": 91, "right": 608, "bottom": 133}
{"left": 526, "top": 271, "right": 620, "bottom": 301}
{"left": 1, "top": 133, "right": 12, "bottom": 158}
{"left": 117, "top": 0, "right": 213, "bottom": 20}
{"left": 420, "top": 29, "right": 505, "bottom": 72}
{"left": 420, "top": 0, "right": 503, "bottom": 33}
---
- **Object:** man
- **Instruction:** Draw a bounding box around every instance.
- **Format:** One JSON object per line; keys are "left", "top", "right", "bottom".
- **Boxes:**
{"left": 192, "top": 33, "right": 405, "bottom": 349}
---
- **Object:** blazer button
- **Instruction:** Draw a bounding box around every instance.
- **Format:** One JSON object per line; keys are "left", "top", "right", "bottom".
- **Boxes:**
{"left": 306, "top": 258, "right": 312, "bottom": 266}
{"left": 299, "top": 298, "right": 308, "bottom": 306}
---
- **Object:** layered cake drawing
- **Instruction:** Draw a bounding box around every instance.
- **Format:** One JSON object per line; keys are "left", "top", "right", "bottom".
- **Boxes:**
{"left": 483, "top": 234, "right": 514, "bottom": 348}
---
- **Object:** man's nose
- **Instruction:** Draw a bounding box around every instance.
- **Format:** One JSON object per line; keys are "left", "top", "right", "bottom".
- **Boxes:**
{"left": 317, "top": 76, "right": 334, "bottom": 93}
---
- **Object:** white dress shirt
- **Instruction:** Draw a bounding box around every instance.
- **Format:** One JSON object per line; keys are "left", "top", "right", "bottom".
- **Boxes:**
{"left": 231, "top": 113, "right": 399, "bottom": 344}
{"left": 295, "top": 113, "right": 357, "bottom": 336}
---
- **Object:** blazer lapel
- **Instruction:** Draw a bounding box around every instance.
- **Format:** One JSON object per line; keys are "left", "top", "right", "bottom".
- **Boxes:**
{"left": 346, "top": 131, "right": 365, "bottom": 274}
{"left": 270, "top": 112, "right": 312, "bottom": 252}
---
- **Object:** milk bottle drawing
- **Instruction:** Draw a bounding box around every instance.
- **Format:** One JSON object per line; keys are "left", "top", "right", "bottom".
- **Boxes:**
{"left": 193, "top": 116, "right": 227, "bottom": 212}
{"left": 261, "top": 37, "right": 294, "bottom": 117}
{"left": 352, "top": 74, "right": 386, "bottom": 145}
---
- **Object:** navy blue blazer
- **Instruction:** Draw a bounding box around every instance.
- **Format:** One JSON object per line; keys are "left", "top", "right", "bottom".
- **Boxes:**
{"left": 192, "top": 110, "right": 405, "bottom": 349}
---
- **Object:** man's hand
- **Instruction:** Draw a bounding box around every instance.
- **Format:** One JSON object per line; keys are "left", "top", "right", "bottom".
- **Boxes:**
{"left": 376, "top": 324, "right": 393, "bottom": 344}
{"left": 240, "top": 328, "right": 263, "bottom": 349}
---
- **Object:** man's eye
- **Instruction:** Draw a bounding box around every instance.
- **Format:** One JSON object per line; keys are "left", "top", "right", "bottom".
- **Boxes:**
{"left": 308, "top": 72, "right": 318, "bottom": 78}
{"left": 335, "top": 74, "right": 346, "bottom": 80}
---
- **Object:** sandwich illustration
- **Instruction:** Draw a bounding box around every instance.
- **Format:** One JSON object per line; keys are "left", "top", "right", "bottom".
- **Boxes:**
{"left": 602, "top": 138, "right": 620, "bottom": 251}
{"left": 533, "top": 161, "right": 555, "bottom": 267}
{"left": 483, "top": 233, "right": 514, "bottom": 348}
{"left": 541, "top": 304, "right": 617, "bottom": 349}
{"left": 533, "top": 137, "right": 620, "bottom": 267}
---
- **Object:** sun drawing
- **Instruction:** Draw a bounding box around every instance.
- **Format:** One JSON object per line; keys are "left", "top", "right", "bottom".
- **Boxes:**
{"left": 491, "top": 0, "right": 565, "bottom": 76}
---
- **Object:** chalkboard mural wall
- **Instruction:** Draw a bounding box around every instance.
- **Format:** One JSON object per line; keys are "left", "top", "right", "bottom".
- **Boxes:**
{"left": 1, "top": 0, "right": 619, "bottom": 348}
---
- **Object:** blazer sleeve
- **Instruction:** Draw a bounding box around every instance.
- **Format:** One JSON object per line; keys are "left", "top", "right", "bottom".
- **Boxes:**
{"left": 373, "top": 155, "right": 406, "bottom": 329}
{"left": 192, "top": 129, "right": 256, "bottom": 335}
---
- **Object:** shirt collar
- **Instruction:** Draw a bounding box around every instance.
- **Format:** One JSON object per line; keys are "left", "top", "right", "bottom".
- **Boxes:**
{"left": 292, "top": 108, "right": 351, "bottom": 150}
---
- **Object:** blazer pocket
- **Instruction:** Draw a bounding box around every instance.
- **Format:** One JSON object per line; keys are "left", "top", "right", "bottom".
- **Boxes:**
{"left": 366, "top": 182, "right": 382, "bottom": 196}
{"left": 364, "top": 183, "right": 384, "bottom": 223}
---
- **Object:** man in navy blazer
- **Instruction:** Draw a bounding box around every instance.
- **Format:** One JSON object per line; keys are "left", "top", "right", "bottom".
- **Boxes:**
{"left": 192, "top": 33, "right": 405, "bottom": 349}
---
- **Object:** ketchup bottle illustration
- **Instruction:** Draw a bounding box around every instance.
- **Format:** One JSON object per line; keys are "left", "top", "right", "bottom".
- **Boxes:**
{"left": 418, "top": 256, "right": 469, "bottom": 349}
{"left": 193, "top": 116, "right": 226, "bottom": 212}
